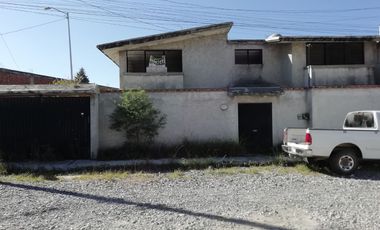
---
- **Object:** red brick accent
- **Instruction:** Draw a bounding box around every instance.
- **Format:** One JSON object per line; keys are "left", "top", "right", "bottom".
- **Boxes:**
{"left": 0, "top": 68, "right": 59, "bottom": 85}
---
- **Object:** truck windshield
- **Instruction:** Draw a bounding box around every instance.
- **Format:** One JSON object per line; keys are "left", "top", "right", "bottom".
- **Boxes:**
{"left": 344, "top": 112, "right": 374, "bottom": 128}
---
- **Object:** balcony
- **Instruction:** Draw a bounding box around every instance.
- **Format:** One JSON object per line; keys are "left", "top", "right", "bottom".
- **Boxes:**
{"left": 305, "top": 65, "right": 375, "bottom": 87}
{"left": 121, "top": 72, "right": 184, "bottom": 89}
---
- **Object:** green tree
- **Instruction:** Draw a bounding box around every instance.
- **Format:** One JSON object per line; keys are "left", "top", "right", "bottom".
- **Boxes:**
{"left": 110, "top": 90, "right": 166, "bottom": 143}
{"left": 75, "top": 67, "right": 90, "bottom": 83}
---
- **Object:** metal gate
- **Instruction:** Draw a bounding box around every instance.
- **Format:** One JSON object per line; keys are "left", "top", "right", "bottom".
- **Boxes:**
{"left": 0, "top": 97, "right": 90, "bottom": 161}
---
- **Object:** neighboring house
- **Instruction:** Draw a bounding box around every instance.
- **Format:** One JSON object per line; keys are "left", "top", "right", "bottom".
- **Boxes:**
{"left": 0, "top": 68, "right": 61, "bottom": 84}
{"left": 97, "top": 22, "right": 380, "bottom": 151}
{"left": 0, "top": 68, "right": 117, "bottom": 160}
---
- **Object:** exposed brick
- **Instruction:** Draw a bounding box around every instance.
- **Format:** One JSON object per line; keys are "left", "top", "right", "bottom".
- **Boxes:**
{"left": 0, "top": 68, "right": 59, "bottom": 85}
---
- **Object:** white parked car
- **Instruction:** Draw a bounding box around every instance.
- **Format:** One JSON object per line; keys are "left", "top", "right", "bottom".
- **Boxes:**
{"left": 282, "top": 111, "right": 380, "bottom": 175}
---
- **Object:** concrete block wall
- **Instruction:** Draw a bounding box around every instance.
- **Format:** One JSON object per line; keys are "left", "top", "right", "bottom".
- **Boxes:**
{"left": 97, "top": 90, "right": 309, "bottom": 151}
{"left": 119, "top": 34, "right": 296, "bottom": 89}
{"left": 97, "top": 87, "right": 380, "bottom": 153}
{"left": 98, "top": 92, "right": 126, "bottom": 150}
{"left": 310, "top": 87, "right": 380, "bottom": 129}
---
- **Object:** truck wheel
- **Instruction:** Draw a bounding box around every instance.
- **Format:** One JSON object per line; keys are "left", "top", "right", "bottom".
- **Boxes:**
{"left": 329, "top": 150, "right": 359, "bottom": 175}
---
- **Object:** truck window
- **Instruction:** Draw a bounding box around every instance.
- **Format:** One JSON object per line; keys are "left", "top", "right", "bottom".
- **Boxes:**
{"left": 344, "top": 112, "right": 374, "bottom": 128}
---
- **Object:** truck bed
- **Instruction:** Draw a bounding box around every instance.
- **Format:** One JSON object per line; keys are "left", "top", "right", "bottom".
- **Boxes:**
{"left": 284, "top": 127, "right": 380, "bottom": 159}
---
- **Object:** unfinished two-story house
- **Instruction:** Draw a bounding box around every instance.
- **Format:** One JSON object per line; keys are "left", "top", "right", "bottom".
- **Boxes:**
{"left": 97, "top": 22, "right": 380, "bottom": 151}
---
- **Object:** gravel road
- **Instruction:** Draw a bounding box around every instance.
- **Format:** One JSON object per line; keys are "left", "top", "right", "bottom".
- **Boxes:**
{"left": 1, "top": 167, "right": 380, "bottom": 230}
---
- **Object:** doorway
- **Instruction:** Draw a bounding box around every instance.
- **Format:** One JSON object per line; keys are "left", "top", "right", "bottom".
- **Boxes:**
{"left": 238, "top": 103, "right": 273, "bottom": 152}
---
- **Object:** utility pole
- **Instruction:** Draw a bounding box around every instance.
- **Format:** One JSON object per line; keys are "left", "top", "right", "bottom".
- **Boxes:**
{"left": 45, "top": 7, "right": 74, "bottom": 80}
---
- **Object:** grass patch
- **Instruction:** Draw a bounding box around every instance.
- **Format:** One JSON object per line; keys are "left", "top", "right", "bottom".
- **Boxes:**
{"left": 64, "top": 170, "right": 154, "bottom": 181}
{"left": 0, "top": 172, "right": 58, "bottom": 182}
{"left": 209, "top": 166, "right": 263, "bottom": 175}
{"left": 265, "top": 163, "right": 317, "bottom": 175}
{"left": 0, "top": 169, "right": 155, "bottom": 182}
{"left": 166, "top": 170, "right": 185, "bottom": 179}
{"left": 70, "top": 170, "right": 131, "bottom": 180}
{"left": 208, "top": 164, "right": 317, "bottom": 176}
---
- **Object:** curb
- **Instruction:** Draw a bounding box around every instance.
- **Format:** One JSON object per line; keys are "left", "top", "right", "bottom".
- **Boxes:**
{"left": 5, "top": 155, "right": 301, "bottom": 172}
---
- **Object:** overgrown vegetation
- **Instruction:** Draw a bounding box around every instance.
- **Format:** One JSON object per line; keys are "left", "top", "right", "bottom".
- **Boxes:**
{"left": 0, "top": 163, "right": 319, "bottom": 183}
{"left": 0, "top": 172, "right": 57, "bottom": 182}
{"left": 110, "top": 89, "right": 166, "bottom": 144}
{"left": 52, "top": 78, "right": 77, "bottom": 86}
{"left": 98, "top": 140, "right": 246, "bottom": 160}
{"left": 167, "top": 170, "right": 185, "bottom": 179}
{"left": 0, "top": 162, "right": 7, "bottom": 175}
{"left": 208, "top": 163, "right": 317, "bottom": 176}
{"left": 0, "top": 150, "right": 7, "bottom": 175}
{"left": 64, "top": 170, "right": 154, "bottom": 181}
{"left": 52, "top": 67, "right": 90, "bottom": 86}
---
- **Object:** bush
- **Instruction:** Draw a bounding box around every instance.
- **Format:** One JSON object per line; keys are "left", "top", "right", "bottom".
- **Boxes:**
{"left": 97, "top": 140, "right": 247, "bottom": 160}
{"left": 0, "top": 163, "right": 7, "bottom": 175}
{"left": 0, "top": 150, "right": 7, "bottom": 175}
{"left": 110, "top": 90, "right": 166, "bottom": 144}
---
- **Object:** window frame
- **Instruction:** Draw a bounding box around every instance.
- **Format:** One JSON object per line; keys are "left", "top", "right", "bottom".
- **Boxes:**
{"left": 343, "top": 111, "right": 377, "bottom": 130}
{"left": 306, "top": 42, "right": 364, "bottom": 66}
{"left": 126, "top": 50, "right": 183, "bottom": 73}
{"left": 235, "top": 49, "right": 263, "bottom": 65}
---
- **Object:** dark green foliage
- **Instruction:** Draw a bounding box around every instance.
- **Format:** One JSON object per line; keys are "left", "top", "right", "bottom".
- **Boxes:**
{"left": 0, "top": 163, "right": 7, "bottom": 175}
{"left": 0, "top": 150, "right": 7, "bottom": 175}
{"left": 75, "top": 67, "right": 90, "bottom": 83}
{"left": 97, "top": 140, "right": 247, "bottom": 160}
{"left": 110, "top": 90, "right": 166, "bottom": 143}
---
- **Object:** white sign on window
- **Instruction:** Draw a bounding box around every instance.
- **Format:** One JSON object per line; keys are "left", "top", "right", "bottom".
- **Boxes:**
{"left": 149, "top": 55, "right": 166, "bottom": 66}
{"left": 147, "top": 55, "right": 167, "bottom": 73}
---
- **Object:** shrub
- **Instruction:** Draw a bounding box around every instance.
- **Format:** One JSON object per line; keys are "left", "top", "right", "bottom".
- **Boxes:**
{"left": 109, "top": 90, "right": 166, "bottom": 144}
{"left": 0, "top": 150, "right": 7, "bottom": 175}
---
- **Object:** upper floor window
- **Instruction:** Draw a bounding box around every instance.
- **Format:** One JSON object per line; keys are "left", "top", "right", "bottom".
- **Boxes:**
{"left": 127, "top": 50, "right": 182, "bottom": 73}
{"left": 306, "top": 42, "right": 364, "bottom": 65}
{"left": 235, "top": 49, "right": 263, "bottom": 64}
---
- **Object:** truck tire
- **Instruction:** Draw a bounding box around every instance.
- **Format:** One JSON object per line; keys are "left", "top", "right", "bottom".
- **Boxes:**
{"left": 329, "top": 149, "right": 359, "bottom": 175}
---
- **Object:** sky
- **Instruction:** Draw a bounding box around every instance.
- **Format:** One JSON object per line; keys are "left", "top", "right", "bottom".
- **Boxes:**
{"left": 1, "top": 0, "right": 380, "bottom": 88}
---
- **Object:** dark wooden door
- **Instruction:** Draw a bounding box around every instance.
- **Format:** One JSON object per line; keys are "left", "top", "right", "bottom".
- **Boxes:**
{"left": 238, "top": 103, "right": 273, "bottom": 152}
{"left": 0, "top": 97, "right": 90, "bottom": 161}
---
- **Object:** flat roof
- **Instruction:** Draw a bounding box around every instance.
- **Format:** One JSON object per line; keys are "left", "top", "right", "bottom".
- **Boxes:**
{"left": 279, "top": 35, "right": 380, "bottom": 42}
{"left": 0, "top": 84, "right": 98, "bottom": 96}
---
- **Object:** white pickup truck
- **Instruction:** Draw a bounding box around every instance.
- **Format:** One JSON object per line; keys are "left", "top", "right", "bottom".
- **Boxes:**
{"left": 282, "top": 111, "right": 380, "bottom": 175}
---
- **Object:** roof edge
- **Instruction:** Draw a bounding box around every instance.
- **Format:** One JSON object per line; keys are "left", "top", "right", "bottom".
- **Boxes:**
{"left": 0, "top": 68, "right": 60, "bottom": 80}
{"left": 228, "top": 39, "right": 266, "bottom": 44}
{"left": 280, "top": 35, "right": 380, "bottom": 42}
{"left": 97, "top": 22, "right": 233, "bottom": 50}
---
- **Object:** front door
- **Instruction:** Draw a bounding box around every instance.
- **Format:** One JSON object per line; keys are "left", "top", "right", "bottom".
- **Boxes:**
{"left": 238, "top": 103, "right": 273, "bottom": 152}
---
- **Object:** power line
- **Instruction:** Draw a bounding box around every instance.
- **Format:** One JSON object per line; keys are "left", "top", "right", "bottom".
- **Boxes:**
{"left": 160, "top": 0, "right": 380, "bottom": 14}
{"left": 75, "top": 0, "right": 172, "bottom": 30}
{"left": 0, "top": 34, "right": 19, "bottom": 68}
{"left": 0, "top": 18, "right": 64, "bottom": 35}
{"left": 0, "top": 0, "right": 379, "bottom": 35}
